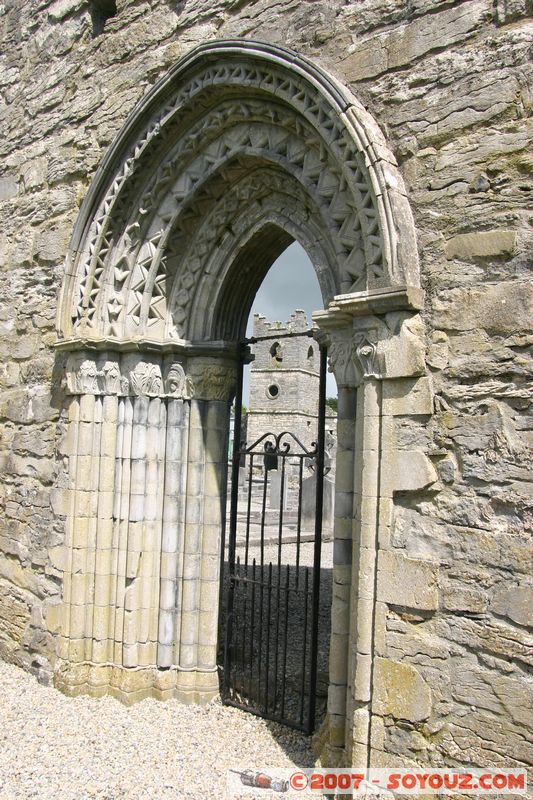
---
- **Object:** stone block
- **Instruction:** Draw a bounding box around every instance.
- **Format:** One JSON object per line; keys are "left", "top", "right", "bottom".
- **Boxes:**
{"left": 0, "top": 581, "right": 30, "bottom": 643}
{"left": 443, "top": 585, "right": 488, "bottom": 614}
{"left": 0, "top": 176, "right": 18, "bottom": 200}
{"left": 353, "top": 653, "right": 372, "bottom": 702}
{"left": 343, "top": 0, "right": 488, "bottom": 80}
{"left": 445, "top": 230, "right": 517, "bottom": 260}
{"left": 335, "top": 490, "right": 354, "bottom": 519}
{"left": 44, "top": 600, "right": 64, "bottom": 635}
{"left": 47, "top": 0, "right": 85, "bottom": 21}
{"left": 380, "top": 450, "right": 437, "bottom": 496}
{"left": 355, "top": 597, "right": 374, "bottom": 652}
{"left": 382, "top": 377, "right": 433, "bottom": 417}
{"left": 94, "top": 573, "right": 113, "bottom": 607}
{"left": 490, "top": 584, "right": 533, "bottom": 628}
{"left": 379, "top": 314, "right": 426, "bottom": 379}
{"left": 329, "top": 633, "right": 348, "bottom": 685}
{"left": 351, "top": 705, "right": 370, "bottom": 745}
{"left": 328, "top": 683, "right": 347, "bottom": 716}
{"left": 495, "top": 0, "right": 531, "bottom": 22}
{"left": 373, "top": 657, "right": 432, "bottom": 722}
{"left": 433, "top": 282, "right": 533, "bottom": 334}
{"left": 377, "top": 550, "right": 439, "bottom": 610}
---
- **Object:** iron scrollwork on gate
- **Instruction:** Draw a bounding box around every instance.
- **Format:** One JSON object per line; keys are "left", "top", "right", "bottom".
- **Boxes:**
{"left": 221, "top": 334, "right": 328, "bottom": 734}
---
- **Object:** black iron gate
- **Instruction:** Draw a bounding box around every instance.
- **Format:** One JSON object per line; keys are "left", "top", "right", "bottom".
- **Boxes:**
{"left": 221, "top": 331, "right": 328, "bottom": 733}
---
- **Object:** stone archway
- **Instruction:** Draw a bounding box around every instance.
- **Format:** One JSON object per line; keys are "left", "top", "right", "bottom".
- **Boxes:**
{"left": 55, "top": 40, "right": 426, "bottom": 763}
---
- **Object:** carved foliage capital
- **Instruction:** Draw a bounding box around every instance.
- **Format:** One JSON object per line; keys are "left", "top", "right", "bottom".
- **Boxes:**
{"left": 327, "top": 329, "right": 381, "bottom": 388}
{"left": 64, "top": 352, "right": 196, "bottom": 400}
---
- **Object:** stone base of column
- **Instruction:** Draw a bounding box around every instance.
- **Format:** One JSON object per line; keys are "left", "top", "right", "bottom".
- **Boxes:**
{"left": 54, "top": 662, "right": 220, "bottom": 705}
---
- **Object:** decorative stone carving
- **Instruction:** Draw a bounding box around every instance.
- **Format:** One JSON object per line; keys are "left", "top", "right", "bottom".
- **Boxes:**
{"left": 64, "top": 353, "right": 198, "bottom": 398}
{"left": 354, "top": 333, "right": 380, "bottom": 381}
{"left": 328, "top": 332, "right": 358, "bottom": 388}
{"left": 164, "top": 362, "right": 193, "bottom": 399}
{"left": 57, "top": 41, "right": 419, "bottom": 344}
{"left": 187, "top": 359, "right": 236, "bottom": 402}
{"left": 65, "top": 353, "right": 85, "bottom": 394}
{"left": 65, "top": 353, "right": 101, "bottom": 394}
{"left": 79, "top": 358, "right": 99, "bottom": 393}
{"left": 101, "top": 360, "right": 121, "bottom": 394}
{"left": 128, "top": 359, "right": 163, "bottom": 397}
{"left": 327, "top": 330, "right": 381, "bottom": 387}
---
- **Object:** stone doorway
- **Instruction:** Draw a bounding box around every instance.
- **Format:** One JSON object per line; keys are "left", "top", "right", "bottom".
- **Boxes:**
{"left": 55, "top": 39, "right": 422, "bottom": 764}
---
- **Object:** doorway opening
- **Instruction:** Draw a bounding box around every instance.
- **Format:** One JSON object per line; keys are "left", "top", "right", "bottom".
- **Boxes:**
{"left": 218, "top": 243, "right": 337, "bottom": 733}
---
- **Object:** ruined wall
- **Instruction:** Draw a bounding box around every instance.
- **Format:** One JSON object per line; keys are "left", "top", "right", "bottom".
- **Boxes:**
{"left": 0, "top": 0, "right": 531, "bottom": 771}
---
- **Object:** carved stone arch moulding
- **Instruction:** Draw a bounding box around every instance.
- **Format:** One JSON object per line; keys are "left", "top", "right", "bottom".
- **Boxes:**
{"left": 56, "top": 39, "right": 420, "bottom": 346}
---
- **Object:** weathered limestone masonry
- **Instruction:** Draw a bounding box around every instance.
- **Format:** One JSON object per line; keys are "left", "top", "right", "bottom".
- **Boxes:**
{"left": 0, "top": 0, "right": 531, "bottom": 774}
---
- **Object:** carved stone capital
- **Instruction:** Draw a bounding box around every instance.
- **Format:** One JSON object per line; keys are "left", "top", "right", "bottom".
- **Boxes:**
{"left": 65, "top": 352, "right": 116, "bottom": 395}
{"left": 64, "top": 352, "right": 198, "bottom": 399}
{"left": 327, "top": 330, "right": 358, "bottom": 388}
{"left": 122, "top": 355, "right": 163, "bottom": 397}
{"left": 164, "top": 359, "right": 193, "bottom": 400}
{"left": 187, "top": 358, "right": 236, "bottom": 402}
{"left": 326, "top": 329, "right": 381, "bottom": 388}
{"left": 315, "top": 294, "right": 428, "bottom": 385}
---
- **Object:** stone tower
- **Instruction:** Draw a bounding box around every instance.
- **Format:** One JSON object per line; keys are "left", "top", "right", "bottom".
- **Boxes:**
{"left": 247, "top": 311, "right": 320, "bottom": 449}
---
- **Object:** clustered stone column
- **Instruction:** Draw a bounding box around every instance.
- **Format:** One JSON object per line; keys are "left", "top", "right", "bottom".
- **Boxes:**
{"left": 315, "top": 287, "right": 437, "bottom": 765}
{"left": 54, "top": 347, "right": 235, "bottom": 703}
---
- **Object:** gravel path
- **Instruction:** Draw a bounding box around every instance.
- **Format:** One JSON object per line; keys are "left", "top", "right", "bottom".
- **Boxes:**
{"left": 0, "top": 661, "right": 316, "bottom": 800}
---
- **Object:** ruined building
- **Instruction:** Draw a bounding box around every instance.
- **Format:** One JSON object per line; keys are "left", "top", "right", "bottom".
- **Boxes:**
{"left": 0, "top": 0, "right": 531, "bottom": 771}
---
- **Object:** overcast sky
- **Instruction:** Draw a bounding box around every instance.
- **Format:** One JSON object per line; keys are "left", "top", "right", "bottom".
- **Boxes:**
{"left": 243, "top": 242, "right": 338, "bottom": 400}
{"left": 246, "top": 241, "right": 323, "bottom": 334}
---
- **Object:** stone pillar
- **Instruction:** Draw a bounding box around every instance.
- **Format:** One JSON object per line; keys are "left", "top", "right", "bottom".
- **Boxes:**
{"left": 172, "top": 356, "right": 234, "bottom": 702}
{"left": 55, "top": 347, "right": 235, "bottom": 703}
{"left": 323, "top": 328, "right": 361, "bottom": 757}
{"left": 157, "top": 396, "right": 189, "bottom": 668}
{"left": 314, "top": 286, "right": 435, "bottom": 766}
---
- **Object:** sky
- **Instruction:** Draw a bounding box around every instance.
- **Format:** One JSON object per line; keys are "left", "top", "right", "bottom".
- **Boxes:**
{"left": 243, "top": 241, "right": 338, "bottom": 400}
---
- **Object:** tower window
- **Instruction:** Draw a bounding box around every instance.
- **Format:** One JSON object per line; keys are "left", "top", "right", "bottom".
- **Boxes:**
{"left": 267, "top": 384, "right": 279, "bottom": 399}
{"left": 270, "top": 341, "right": 283, "bottom": 364}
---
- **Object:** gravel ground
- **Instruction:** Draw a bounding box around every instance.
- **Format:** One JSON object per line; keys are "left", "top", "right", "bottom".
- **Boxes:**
{"left": 0, "top": 660, "right": 316, "bottom": 800}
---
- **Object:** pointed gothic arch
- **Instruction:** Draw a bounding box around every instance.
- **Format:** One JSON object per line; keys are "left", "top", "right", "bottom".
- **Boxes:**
{"left": 55, "top": 40, "right": 425, "bottom": 763}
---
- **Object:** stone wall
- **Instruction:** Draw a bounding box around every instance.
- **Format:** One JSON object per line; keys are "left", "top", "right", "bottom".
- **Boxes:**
{"left": 0, "top": 0, "right": 531, "bottom": 771}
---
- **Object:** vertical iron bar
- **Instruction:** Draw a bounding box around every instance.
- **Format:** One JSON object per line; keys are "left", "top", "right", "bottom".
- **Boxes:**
{"left": 222, "top": 344, "right": 244, "bottom": 696}
{"left": 264, "top": 561, "right": 273, "bottom": 714}
{"left": 238, "top": 555, "right": 248, "bottom": 691}
{"left": 277, "top": 454, "right": 286, "bottom": 569}
{"left": 299, "top": 567, "right": 310, "bottom": 727}
{"left": 260, "top": 461, "right": 268, "bottom": 568}
{"left": 244, "top": 453, "right": 253, "bottom": 568}
{"left": 307, "top": 342, "right": 327, "bottom": 732}
{"left": 272, "top": 453, "right": 286, "bottom": 713}
{"left": 248, "top": 557, "right": 257, "bottom": 700}
{"left": 280, "top": 562, "right": 290, "bottom": 720}
{"left": 296, "top": 458, "right": 303, "bottom": 587}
